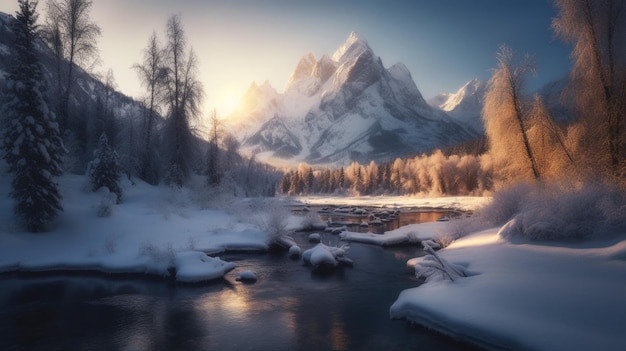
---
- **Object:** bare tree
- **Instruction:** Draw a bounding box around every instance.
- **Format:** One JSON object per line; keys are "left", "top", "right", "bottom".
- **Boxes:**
{"left": 43, "top": 0, "right": 101, "bottom": 129}
{"left": 42, "top": 2, "right": 64, "bottom": 115}
{"left": 483, "top": 45, "right": 541, "bottom": 183}
{"left": 553, "top": 0, "right": 626, "bottom": 178}
{"left": 206, "top": 109, "right": 222, "bottom": 185}
{"left": 162, "top": 14, "right": 204, "bottom": 186}
{"left": 133, "top": 31, "right": 166, "bottom": 184}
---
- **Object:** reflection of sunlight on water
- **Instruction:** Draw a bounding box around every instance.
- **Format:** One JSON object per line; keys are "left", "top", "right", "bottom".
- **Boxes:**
{"left": 96, "top": 296, "right": 174, "bottom": 351}
{"left": 393, "top": 251, "right": 413, "bottom": 261}
{"left": 195, "top": 285, "right": 299, "bottom": 348}
{"left": 331, "top": 312, "right": 349, "bottom": 351}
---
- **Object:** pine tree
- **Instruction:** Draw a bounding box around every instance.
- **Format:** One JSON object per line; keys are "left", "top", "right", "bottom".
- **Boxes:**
{"left": 1, "top": 0, "right": 65, "bottom": 232}
{"left": 89, "top": 133, "right": 122, "bottom": 203}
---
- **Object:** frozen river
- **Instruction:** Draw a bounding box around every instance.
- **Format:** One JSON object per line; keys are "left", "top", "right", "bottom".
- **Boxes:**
{"left": 0, "top": 211, "right": 480, "bottom": 350}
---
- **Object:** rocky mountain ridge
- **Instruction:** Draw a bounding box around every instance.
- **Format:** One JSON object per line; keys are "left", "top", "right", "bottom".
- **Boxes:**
{"left": 226, "top": 32, "right": 478, "bottom": 166}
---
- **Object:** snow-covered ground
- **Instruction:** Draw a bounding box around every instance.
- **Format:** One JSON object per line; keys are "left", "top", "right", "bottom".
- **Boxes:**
{"left": 0, "top": 174, "right": 272, "bottom": 282}
{"left": 389, "top": 222, "right": 626, "bottom": 351}
{"left": 2, "top": 172, "right": 624, "bottom": 350}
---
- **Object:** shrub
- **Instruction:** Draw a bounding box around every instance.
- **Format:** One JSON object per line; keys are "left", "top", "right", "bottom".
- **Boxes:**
{"left": 483, "top": 182, "right": 626, "bottom": 241}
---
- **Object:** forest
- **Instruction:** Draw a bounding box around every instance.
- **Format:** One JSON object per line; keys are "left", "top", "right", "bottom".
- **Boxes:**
{"left": 1, "top": 0, "right": 625, "bottom": 232}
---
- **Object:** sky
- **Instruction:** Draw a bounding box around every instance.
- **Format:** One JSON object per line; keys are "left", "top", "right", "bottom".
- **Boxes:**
{"left": 0, "top": 0, "right": 572, "bottom": 118}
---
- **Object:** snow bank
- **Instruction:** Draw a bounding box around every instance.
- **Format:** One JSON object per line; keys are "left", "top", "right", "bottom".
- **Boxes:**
{"left": 390, "top": 227, "right": 626, "bottom": 351}
{"left": 340, "top": 222, "right": 447, "bottom": 246}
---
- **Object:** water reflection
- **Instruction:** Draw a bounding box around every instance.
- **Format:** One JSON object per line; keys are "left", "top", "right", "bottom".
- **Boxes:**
{"left": 0, "top": 218, "right": 480, "bottom": 351}
{"left": 311, "top": 208, "right": 452, "bottom": 234}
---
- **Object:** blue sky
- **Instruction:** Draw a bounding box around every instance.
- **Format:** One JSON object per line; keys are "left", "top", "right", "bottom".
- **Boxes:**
{"left": 1, "top": 0, "right": 571, "bottom": 116}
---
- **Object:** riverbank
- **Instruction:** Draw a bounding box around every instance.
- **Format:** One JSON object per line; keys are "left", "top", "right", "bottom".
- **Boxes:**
{"left": 0, "top": 174, "right": 486, "bottom": 282}
{"left": 389, "top": 223, "right": 626, "bottom": 351}
{"left": 0, "top": 174, "right": 272, "bottom": 282}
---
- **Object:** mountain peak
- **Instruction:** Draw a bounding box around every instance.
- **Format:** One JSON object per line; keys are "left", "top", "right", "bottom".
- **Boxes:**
{"left": 287, "top": 52, "right": 317, "bottom": 84}
{"left": 332, "top": 31, "right": 371, "bottom": 63}
{"left": 226, "top": 32, "right": 477, "bottom": 165}
{"left": 427, "top": 78, "right": 486, "bottom": 132}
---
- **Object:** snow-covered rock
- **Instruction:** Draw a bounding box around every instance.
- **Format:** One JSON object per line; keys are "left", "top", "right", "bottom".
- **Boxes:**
{"left": 174, "top": 251, "right": 236, "bottom": 283}
{"left": 308, "top": 233, "right": 321, "bottom": 243}
{"left": 288, "top": 245, "right": 302, "bottom": 258}
{"left": 302, "top": 243, "right": 352, "bottom": 269}
{"left": 236, "top": 270, "right": 258, "bottom": 282}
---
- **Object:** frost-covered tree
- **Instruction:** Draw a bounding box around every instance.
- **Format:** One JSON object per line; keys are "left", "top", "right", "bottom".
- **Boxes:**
{"left": 552, "top": 0, "right": 626, "bottom": 179}
{"left": 89, "top": 133, "right": 122, "bottom": 203}
{"left": 483, "top": 45, "right": 541, "bottom": 183}
{"left": 1, "top": 0, "right": 65, "bottom": 232}
{"left": 526, "top": 94, "right": 575, "bottom": 179}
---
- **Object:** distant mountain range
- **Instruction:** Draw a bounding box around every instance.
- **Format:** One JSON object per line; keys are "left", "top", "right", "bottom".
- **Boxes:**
{"left": 427, "top": 78, "right": 486, "bottom": 133}
{"left": 226, "top": 32, "right": 479, "bottom": 166}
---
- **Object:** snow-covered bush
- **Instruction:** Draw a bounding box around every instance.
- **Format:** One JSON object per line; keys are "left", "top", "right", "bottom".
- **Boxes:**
{"left": 253, "top": 201, "right": 291, "bottom": 241}
{"left": 299, "top": 211, "right": 327, "bottom": 231}
{"left": 476, "top": 182, "right": 533, "bottom": 225}
{"left": 96, "top": 187, "right": 118, "bottom": 217}
{"left": 139, "top": 241, "right": 175, "bottom": 267}
{"left": 482, "top": 182, "right": 626, "bottom": 241}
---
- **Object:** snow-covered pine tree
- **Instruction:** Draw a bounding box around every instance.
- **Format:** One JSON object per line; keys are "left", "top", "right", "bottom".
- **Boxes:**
{"left": 89, "top": 133, "right": 122, "bottom": 203}
{"left": 1, "top": 0, "right": 65, "bottom": 232}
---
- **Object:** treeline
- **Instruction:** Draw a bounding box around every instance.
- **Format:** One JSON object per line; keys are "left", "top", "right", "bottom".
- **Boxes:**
{"left": 280, "top": 151, "right": 493, "bottom": 196}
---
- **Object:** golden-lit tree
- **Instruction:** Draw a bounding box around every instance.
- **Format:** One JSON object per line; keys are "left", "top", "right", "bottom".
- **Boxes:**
{"left": 483, "top": 44, "right": 540, "bottom": 183}
{"left": 552, "top": 0, "right": 626, "bottom": 179}
{"left": 526, "top": 94, "right": 575, "bottom": 179}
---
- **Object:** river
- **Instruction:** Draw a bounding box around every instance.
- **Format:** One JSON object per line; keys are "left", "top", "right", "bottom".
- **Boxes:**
{"left": 0, "top": 209, "right": 480, "bottom": 351}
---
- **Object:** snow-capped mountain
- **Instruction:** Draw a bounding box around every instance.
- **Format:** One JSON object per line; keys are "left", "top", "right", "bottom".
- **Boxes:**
{"left": 227, "top": 32, "right": 477, "bottom": 166}
{"left": 428, "top": 78, "right": 486, "bottom": 133}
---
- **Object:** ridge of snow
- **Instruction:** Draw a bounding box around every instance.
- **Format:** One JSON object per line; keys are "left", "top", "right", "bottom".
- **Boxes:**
{"left": 332, "top": 31, "right": 370, "bottom": 63}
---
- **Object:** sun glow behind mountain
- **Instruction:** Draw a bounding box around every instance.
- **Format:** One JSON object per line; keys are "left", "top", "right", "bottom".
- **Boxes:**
{"left": 0, "top": 0, "right": 570, "bottom": 123}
